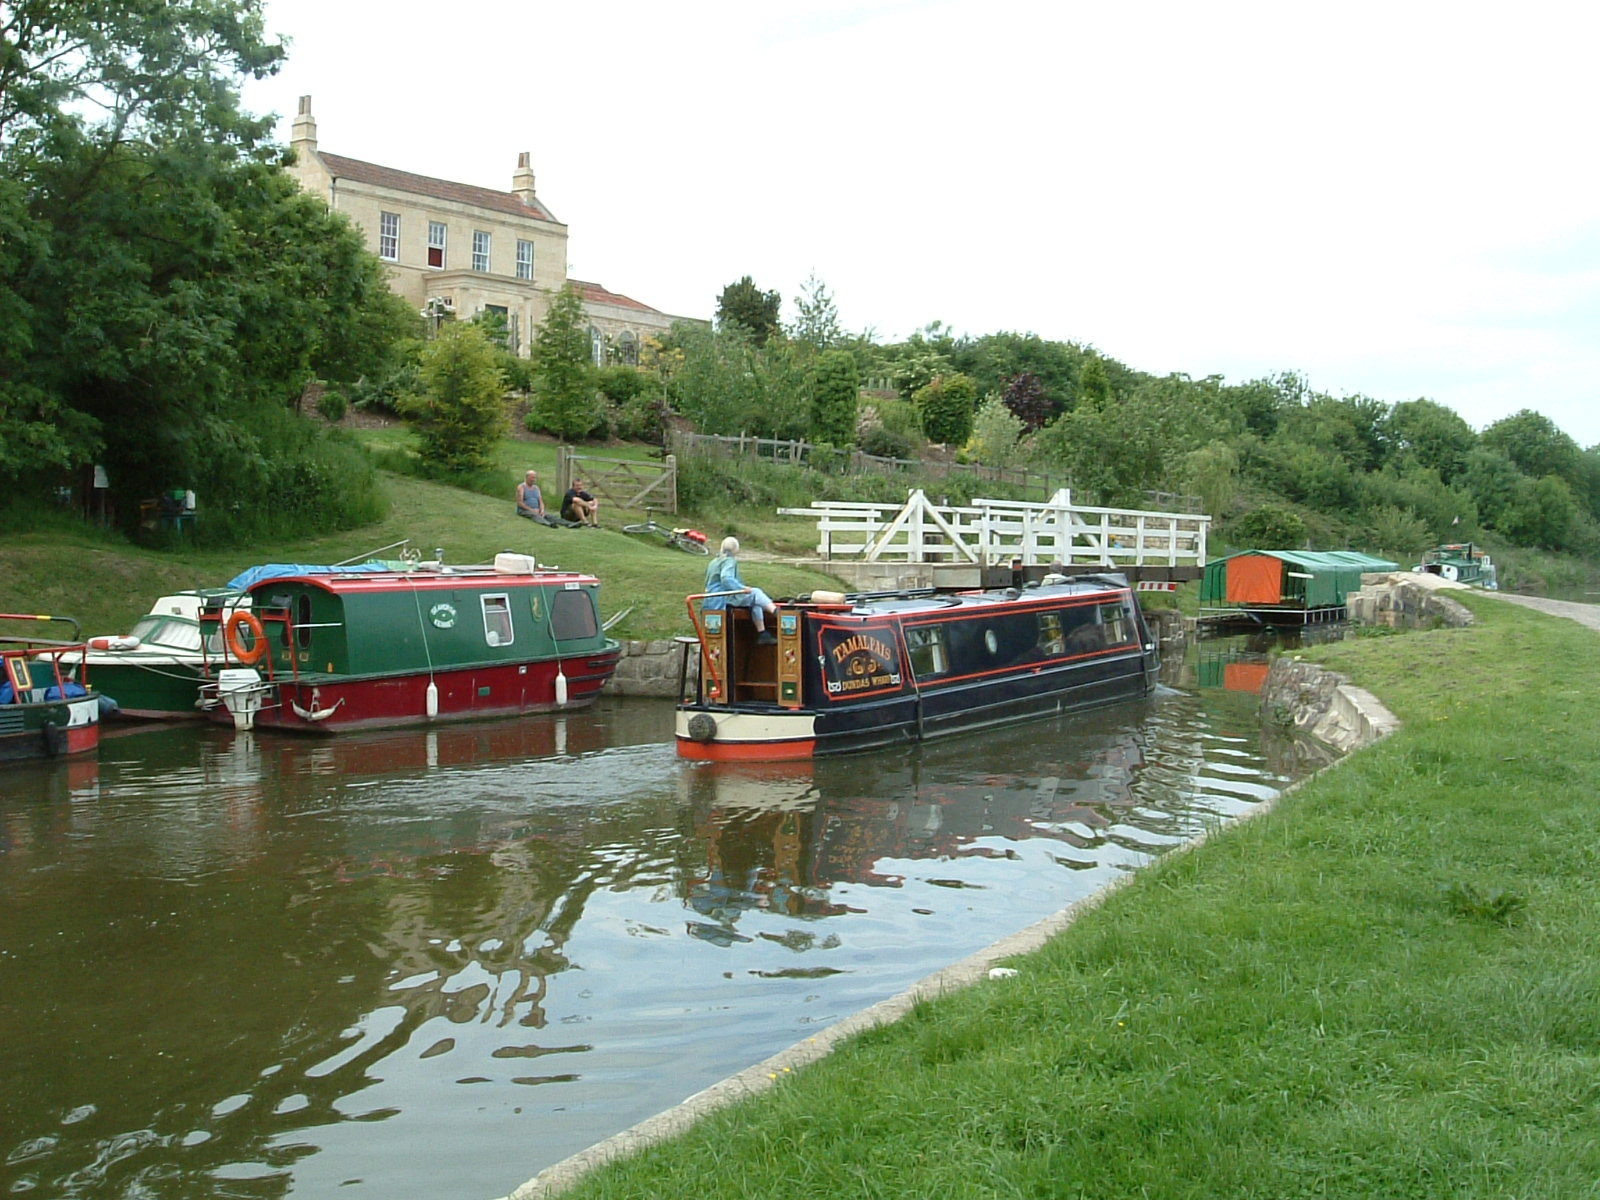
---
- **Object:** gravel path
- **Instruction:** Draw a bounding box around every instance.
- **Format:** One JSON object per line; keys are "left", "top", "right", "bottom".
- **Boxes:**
{"left": 1482, "top": 591, "right": 1600, "bottom": 632}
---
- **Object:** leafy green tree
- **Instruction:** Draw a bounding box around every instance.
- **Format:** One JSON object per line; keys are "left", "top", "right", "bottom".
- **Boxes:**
{"left": 751, "top": 338, "right": 811, "bottom": 440}
{"left": 1365, "top": 505, "right": 1432, "bottom": 561}
{"left": 667, "top": 321, "right": 760, "bottom": 434}
{"left": 1459, "top": 447, "right": 1524, "bottom": 532}
{"left": 1499, "top": 474, "right": 1578, "bottom": 551}
{"left": 809, "top": 349, "right": 860, "bottom": 446}
{"left": 1076, "top": 355, "right": 1115, "bottom": 411}
{"left": 951, "top": 332, "right": 1091, "bottom": 422}
{"left": 789, "top": 272, "right": 843, "bottom": 350}
{"left": 528, "top": 284, "right": 600, "bottom": 438}
{"left": 1277, "top": 394, "right": 1389, "bottom": 472}
{"left": 1227, "top": 504, "right": 1307, "bottom": 549}
{"left": 1182, "top": 442, "right": 1241, "bottom": 520}
{"left": 967, "top": 395, "right": 1025, "bottom": 465}
{"left": 716, "top": 275, "right": 781, "bottom": 345}
{"left": 1481, "top": 409, "right": 1582, "bottom": 483}
{"left": 400, "top": 323, "right": 508, "bottom": 473}
{"left": 1384, "top": 398, "right": 1477, "bottom": 482}
{"left": 0, "top": 1, "right": 415, "bottom": 539}
{"left": 914, "top": 374, "right": 978, "bottom": 446}
{"left": 884, "top": 329, "right": 956, "bottom": 402}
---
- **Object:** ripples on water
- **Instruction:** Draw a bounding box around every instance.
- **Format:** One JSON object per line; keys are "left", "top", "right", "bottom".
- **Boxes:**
{"left": 0, "top": 634, "right": 1331, "bottom": 1199}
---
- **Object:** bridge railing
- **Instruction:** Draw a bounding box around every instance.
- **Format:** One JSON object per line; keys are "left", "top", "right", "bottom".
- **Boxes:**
{"left": 778, "top": 488, "right": 1209, "bottom": 568}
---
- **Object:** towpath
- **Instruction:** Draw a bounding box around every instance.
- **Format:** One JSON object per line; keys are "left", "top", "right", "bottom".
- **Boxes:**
{"left": 1486, "top": 591, "right": 1600, "bottom": 632}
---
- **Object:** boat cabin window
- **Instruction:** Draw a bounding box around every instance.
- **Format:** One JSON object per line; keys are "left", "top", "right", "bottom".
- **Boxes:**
{"left": 296, "top": 595, "right": 313, "bottom": 650}
{"left": 551, "top": 589, "right": 599, "bottom": 640}
{"left": 482, "top": 594, "right": 514, "bottom": 646}
{"left": 904, "top": 625, "right": 949, "bottom": 677}
{"left": 1037, "top": 612, "right": 1065, "bottom": 656}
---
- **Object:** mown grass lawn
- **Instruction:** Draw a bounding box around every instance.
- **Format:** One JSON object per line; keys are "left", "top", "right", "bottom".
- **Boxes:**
{"left": 536, "top": 592, "right": 1600, "bottom": 1200}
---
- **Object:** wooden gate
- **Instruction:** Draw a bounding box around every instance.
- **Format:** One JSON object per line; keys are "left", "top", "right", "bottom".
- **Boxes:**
{"left": 557, "top": 448, "right": 677, "bottom": 513}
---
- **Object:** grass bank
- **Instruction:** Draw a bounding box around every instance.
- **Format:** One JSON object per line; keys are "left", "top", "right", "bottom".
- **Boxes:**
{"left": 0, "top": 467, "right": 844, "bottom": 642}
{"left": 539, "top": 592, "right": 1600, "bottom": 1200}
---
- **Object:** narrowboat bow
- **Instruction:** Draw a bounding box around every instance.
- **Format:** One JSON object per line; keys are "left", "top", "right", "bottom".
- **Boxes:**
{"left": 198, "top": 553, "right": 620, "bottom": 734}
{"left": 675, "top": 575, "right": 1161, "bottom": 761}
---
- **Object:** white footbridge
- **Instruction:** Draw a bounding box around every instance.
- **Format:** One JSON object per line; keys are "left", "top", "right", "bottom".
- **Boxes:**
{"left": 779, "top": 488, "right": 1209, "bottom": 573}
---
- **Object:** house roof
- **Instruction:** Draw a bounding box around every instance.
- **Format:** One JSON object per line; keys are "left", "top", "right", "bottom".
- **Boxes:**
{"left": 570, "top": 280, "right": 663, "bottom": 315}
{"left": 317, "top": 151, "right": 562, "bottom": 225}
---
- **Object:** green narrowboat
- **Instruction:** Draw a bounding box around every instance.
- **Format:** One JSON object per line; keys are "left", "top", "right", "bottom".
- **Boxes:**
{"left": 199, "top": 553, "right": 620, "bottom": 734}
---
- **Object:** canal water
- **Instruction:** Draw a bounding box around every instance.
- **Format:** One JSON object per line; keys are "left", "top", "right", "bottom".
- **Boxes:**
{"left": 1, "top": 633, "right": 1331, "bottom": 1199}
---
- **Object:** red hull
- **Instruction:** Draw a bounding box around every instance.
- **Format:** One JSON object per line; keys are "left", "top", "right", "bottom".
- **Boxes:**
{"left": 676, "top": 736, "right": 817, "bottom": 762}
{"left": 214, "top": 654, "right": 620, "bottom": 735}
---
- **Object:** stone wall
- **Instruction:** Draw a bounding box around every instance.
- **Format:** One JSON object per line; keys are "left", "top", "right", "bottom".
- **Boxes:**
{"left": 608, "top": 639, "right": 688, "bottom": 698}
{"left": 1260, "top": 657, "right": 1400, "bottom": 754}
{"left": 1346, "top": 572, "right": 1474, "bottom": 630}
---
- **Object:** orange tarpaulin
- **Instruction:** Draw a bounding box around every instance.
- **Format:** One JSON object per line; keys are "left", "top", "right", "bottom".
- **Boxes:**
{"left": 1225, "top": 554, "right": 1284, "bottom": 604}
{"left": 1224, "top": 661, "right": 1272, "bottom": 693}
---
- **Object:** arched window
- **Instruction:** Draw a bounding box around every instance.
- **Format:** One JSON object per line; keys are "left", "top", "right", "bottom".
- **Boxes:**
{"left": 617, "top": 330, "right": 638, "bottom": 366}
{"left": 588, "top": 326, "right": 604, "bottom": 366}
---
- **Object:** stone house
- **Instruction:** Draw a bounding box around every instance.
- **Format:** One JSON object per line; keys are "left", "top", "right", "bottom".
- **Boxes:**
{"left": 288, "top": 95, "right": 691, "bottom": 359}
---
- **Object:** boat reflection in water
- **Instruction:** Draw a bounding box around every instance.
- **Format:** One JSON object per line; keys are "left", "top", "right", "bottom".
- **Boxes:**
{"left": 0, "top": 644, "right": 1325, "bottom": 1200}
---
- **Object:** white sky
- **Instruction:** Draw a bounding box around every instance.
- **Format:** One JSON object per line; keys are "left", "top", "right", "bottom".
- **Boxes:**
{"left": 243, "top": 0, "right": 1600, "bottom": 448}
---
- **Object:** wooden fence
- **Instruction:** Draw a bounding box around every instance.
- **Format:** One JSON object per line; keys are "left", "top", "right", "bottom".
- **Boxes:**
{"left": 674, "top": 432, "right": 1067, "bottom": 499}
{"left": 557, "top": 448, "right": 677, "bottom": 513}
{"left": 778, "top": 488, "right": 1210, "bottom": 569}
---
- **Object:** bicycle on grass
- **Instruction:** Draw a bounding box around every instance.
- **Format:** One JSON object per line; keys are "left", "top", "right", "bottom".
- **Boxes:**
{"left": 622, "top": 509, "right": 710, "bottom": 555}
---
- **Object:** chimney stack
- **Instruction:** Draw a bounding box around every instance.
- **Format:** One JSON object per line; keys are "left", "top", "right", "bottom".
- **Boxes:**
{"left": 290, "top": 95, "right": 317, "bottom": 154}
{"left": 512, "top": 152, "right": 537, "bottom": 204}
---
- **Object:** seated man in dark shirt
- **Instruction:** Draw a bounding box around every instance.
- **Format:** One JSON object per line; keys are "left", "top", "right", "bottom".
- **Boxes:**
{"left": 561, "top": 479, "right": 600, "bottom": 527}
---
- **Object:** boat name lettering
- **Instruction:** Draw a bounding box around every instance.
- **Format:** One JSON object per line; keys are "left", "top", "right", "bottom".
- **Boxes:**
{"left": 820, "top": 629, "right": 902, "bottom": 698}
{"left": 429, "top": 603, "right": 457, "bottom": 629}
{"left": 829, "top": 633, "right": 894, "bottom": 666}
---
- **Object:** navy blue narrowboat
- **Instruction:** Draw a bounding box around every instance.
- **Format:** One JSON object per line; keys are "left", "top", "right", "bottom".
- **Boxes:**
{"left": 675, "top": 575, "right": 1160, "bottom": 761}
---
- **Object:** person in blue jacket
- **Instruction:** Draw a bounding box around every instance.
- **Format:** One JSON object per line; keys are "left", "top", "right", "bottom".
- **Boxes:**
{"left": 702, "top": 536, "right": 778, "bottom": 643}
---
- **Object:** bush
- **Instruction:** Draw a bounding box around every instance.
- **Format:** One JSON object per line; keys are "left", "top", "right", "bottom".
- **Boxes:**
{"left": 860, "top": 424, "right": 914, "bottom": 460}
{"left": 316, "top": 388, "right": 348, "bottom": 423}
{"left": 1226, "top": 503, "right": 1307, "bottom": 548}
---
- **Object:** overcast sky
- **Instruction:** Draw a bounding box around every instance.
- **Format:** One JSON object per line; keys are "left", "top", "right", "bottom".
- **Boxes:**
{"left": 243, "top": 0, "right": 1600, "bottom": 448}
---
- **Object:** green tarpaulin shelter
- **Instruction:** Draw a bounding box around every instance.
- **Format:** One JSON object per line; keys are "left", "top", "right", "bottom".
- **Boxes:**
{"left": 1200, "top": 550, "right": 1399, "bottom": 613}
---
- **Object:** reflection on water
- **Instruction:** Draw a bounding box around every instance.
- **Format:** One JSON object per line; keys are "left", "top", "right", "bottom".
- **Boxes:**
{"left": 1, "top": 635, "right": 1328, "bottom": 1199}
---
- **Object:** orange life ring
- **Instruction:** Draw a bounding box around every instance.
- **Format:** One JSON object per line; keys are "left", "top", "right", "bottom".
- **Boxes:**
{"left": 225, "top": 611, "right": 267, "bottom": 666}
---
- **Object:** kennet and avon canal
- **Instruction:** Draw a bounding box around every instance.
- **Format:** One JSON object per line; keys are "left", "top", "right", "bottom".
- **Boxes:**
{"left": 2, "top": 633, "right": 1329, "bottom": 1199}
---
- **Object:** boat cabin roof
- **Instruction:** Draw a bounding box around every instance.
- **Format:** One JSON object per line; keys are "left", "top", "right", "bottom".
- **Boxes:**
{"left": 809, "top": 577, "right": 1132, "bottom": 620}
{"left": 244, "top": 564, "right": 599, "bottom": 598}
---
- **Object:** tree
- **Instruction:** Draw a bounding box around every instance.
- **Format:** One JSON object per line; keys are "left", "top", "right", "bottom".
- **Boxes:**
{"left": 528, "top": 284, "right": 600, "bottom": 439}
{"left": 789, "top": 272, "right": 843, "bottom": 350}
{"left": 914, "top": 374, "right": 978, "bottom": 446}
{"left": 1481, "top": 409, "right": 1584, "bottom": 498}
{"left": 967, "top": 395, "right": 1025, "bottom": 465}
{"left": 1384, "top": 398, "right": 1477, "bottom": 482}
{"left": 0, "top": 1, "right": 415, "bottom": 540}
{"left": 1077, "top": 355, "right": 1115, "bottom": 411}
{"left": 952, "top": 332, "right": 1087, "bottom": 422}
{"left": 716, "top": 275, "right": 781, "bottom": 346}
{"left": 1182, "top": 442, "right": 1241, "bottom": 520}
{"left": 1001, "top": 372, "right": 1052, "bottom": 431}
{"left": 809, "top": 350, "right": 859, "bottom": 446}
{"left": 1227, "top": 504, "right": 1307, "bottom": 549}
{"left": 399, "top": 323, "right": 508, "bottom": 473}
{"left": 667, "top": 321, "right": 758, "bottom": 434}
